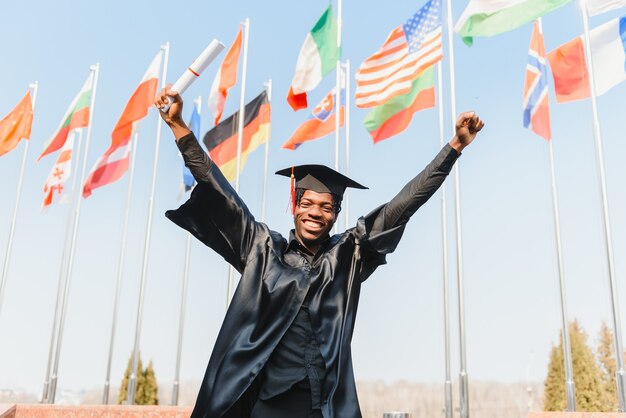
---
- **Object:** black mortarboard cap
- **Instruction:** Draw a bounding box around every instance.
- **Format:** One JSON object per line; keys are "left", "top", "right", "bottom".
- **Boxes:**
{"left": 275, "top": 164, "right": 368, "bottom": 198}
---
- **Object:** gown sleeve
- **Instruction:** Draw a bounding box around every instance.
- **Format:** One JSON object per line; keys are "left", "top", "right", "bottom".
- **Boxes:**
{"left": 165, "top": 133, "right": 264, "bottom": 273}
{"left": 355, "top": 144, "right": 461, "bottom": 280}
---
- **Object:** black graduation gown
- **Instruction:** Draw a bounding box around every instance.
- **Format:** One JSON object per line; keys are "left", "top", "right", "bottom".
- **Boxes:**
{"left": 165, "top": 133, "right": 460, "bottom": 418}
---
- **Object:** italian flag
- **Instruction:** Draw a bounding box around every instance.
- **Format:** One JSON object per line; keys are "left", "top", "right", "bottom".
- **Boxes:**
{"left": 363, "top": 67, "right": 435, "bottom": 143}
{"left": 287, "top": 6, "right": 339, "bottom": 111}
{"left": 454, "top": 0, "right": 572, "bottom": 46}
{"left": 38, "top": 72, "right": 93, "bottom": 160}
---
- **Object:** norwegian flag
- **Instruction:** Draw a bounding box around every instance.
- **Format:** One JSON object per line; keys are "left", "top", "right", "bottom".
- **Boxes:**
{"left": 523, "top": 20, "right": 551, "bottom": 141}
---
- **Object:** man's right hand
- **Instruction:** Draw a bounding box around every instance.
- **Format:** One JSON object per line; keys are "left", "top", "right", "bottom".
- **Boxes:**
{"left": 154, "top": 85, "right": 190, "bottom": 140}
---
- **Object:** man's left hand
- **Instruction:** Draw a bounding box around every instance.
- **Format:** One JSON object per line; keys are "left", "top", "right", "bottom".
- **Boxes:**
{"left": 450, "top": 112, "right": 484, "bottom": 152}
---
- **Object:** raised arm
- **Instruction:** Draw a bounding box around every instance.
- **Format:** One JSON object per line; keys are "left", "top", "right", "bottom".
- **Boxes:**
{"left": 156, "top": 87, "right": 263, "bottom": 272}
{"left": 372, "top": 112, "right": 484, "bottom": 231}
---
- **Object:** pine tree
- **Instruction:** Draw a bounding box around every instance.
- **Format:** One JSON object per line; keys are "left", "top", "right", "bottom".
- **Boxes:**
{"left": 142, "top": 361, "right": 159, "bottom": 405}
{"left": 597, "top": 321, "right": 619, "bottom": 411}
{"left": 543, "top": 320, "right": 610, "bottom": 411}
{"left": 544, "top": 344, "right": 565, "bottom": 410}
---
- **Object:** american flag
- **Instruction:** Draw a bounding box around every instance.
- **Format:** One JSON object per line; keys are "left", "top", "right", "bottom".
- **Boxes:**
{"left": 355, "top": 0, "right": 442, "bottom": 108}
{"left": 523, "top": 20, "right": 551, "bottom": 141}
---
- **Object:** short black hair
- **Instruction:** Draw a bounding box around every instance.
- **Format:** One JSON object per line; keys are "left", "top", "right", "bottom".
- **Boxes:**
{"left": 295, "top": 188, "right": 342, "bottom": 215}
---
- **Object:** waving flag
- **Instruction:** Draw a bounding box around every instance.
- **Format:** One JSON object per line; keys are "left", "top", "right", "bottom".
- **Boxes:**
{"left": 43, "top": 132, "right": 76, "bottom": 207}
{"left": 203, "top": 90, "right": 270, "bottom": 181}
{"left": 454, "top": 0, "right": 571, "bottom": 46}
{"left": 183, "top": 99, "right": 200, "bottom": 193}
{"left": 355, "top": 0, "right": 442, "bottom": 108}
{"left": 39, "top": 73, "right": 92, "bottom": 160}
{"left": 363, "top": 66, "right": 435, "bottom": 143}
{"left": 547, "top": 16, "right": 626, "bottom": 103}
{"left": 585, "top": 0, "right": 626, "bottom": 16}
{"left": 282, "top": 85, "right": 345, "bottom": 150}
{"left": 287, "top": 6, "right": 340, "bottom": 111}
{"left": 207, "top": 28, "right": 242, "bottom": 126}
{"left": 83, "top": 51, "right": 162, "bottom": 197}
{"left": 523, "top": 21, "right": 551, "bottom": 141}
{"left": 0, "top": 91, "right": 33, "bottom": 157}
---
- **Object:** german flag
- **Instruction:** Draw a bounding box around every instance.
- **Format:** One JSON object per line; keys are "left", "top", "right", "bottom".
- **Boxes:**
{"left": 203, "top": 90, "right": 270, "bottom": 182}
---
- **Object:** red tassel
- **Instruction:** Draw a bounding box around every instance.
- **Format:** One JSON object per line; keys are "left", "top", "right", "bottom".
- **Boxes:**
{"left": 290, "top": 167, "right": 296, "bottom": 215}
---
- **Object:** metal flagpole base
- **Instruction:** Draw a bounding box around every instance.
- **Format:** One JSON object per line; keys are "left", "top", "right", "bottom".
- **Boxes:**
{"left": 565, "top": 379, "right": 576, "bottom": 411}
{"left": 444, "top": 380, "right": 453, "bottom": 418}
{"left": 459, "top": 371, "right": 469, "bottom": 418}
{"left": 171, "top": 381, "right": 179, "bottom": 406}
{"left": 49, "top": 375, "right": 58, "bottom": 404}
{"left": 127, "top": 374, "right": 137, "bottom": 405}
{"left": 40, "top": 381, "right": 49, "bottom": 403}
{"left": 102, "top": 381, "right": 110, "bottom": 404}
{"left": 617, "top": 369, "right": 626, "bottom": 411}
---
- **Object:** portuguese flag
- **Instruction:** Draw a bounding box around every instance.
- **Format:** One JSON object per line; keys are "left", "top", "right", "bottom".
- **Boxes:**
{"left": 287, "top": 6, "right": 339, "bottom": 111}
{"left": 203, "top": 90, "right": 271, "bottom": 182}
{"left": 364, "top": 66, "right": 435, "bottom": 143}
{"left": 38, "top": 72, "right": 93, "bottom": 160}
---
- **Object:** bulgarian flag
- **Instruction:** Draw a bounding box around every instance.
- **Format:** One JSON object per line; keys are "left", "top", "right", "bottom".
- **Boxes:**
{"left": 0, "top": 91, "right": 33, "bottom": 157}
{"left": 454, "top": 0, "right": 572, "bottom": 46}
{"left": 38, "top": 72, "right": 93, "bottom": 160}
{"left": 287, "top": 6, "right": 340, "bottom": 111}
{"left": 363, "top": 66, "right": 435, "bottom": 143}
{"left": 207, "top": 28, "right": 242, "bottom": 126}
{"left": 83, "top": 50, "right": 162, "bottom": 198}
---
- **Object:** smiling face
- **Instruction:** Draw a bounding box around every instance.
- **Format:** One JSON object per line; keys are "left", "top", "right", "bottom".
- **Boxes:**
{"left": 293, "top": 189, "right": 337, "bottom": 254}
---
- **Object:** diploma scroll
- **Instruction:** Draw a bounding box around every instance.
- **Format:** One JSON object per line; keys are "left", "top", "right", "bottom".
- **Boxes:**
{"left": 162, "top": 39, "right": 225, "bottom": 112}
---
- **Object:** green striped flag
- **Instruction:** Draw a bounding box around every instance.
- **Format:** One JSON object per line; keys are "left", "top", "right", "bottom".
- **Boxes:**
{"left": 364, "top": 67, "right": 435, "bottom": 143}
{"left": 38, "top": 72, "right": 93, "bottom": 160}
{"left": 287, "top": 6, "right": 340, "bottom": 111}
{"left": 454, "top": 0, "right": 571, "bottom": 46}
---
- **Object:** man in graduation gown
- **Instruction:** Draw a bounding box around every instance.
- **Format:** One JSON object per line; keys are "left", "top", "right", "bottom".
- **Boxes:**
{"left": 155, "top": 88, "right": 483, "bottom": 418}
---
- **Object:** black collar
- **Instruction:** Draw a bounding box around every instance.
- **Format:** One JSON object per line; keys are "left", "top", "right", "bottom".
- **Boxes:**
{"left": 287, "top": 230, "right": 331, "bottom": 259}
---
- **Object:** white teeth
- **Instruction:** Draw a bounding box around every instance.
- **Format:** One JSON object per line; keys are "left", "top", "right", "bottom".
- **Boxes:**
{"left": 304, "top": 220, "right": 322, "bottom": 227}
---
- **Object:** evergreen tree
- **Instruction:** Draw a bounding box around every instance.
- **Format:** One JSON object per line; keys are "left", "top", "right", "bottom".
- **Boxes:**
{"left": 543, "top": 320, "right": 609, "bottom": 411}
{"left": 142, "top": 361, "right": 159, "bottom": 405}
{"left": 597, "top": 321, "right": 620, "bottom": 411}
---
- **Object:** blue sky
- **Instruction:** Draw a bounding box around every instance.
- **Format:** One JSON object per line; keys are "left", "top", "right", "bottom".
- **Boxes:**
{"left": 2, "top": 0, "right": 626, "bottom": 404}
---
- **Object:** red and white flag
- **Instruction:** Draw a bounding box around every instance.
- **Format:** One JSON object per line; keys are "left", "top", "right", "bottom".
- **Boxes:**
{"left": 43, "top": 131, "right": 76, "bottom": 207}
{"left": 207, "top": 28, "right": 242, "bottom": 126}
{"left": 83, "top": 51, "right": 162, "bottom": 198}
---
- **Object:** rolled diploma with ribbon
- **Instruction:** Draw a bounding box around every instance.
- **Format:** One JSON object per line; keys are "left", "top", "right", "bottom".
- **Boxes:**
{"left": 162, "top": 39, "right": 225, "bottom": 112}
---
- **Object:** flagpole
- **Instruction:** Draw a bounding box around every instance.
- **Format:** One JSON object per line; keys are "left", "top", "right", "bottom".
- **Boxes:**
{"left": 334, "top": 0, "right": 342, "bottom": 173}
{"left": 41, "top": 127, "right": 84, "bottom": 404}
{"left": 261, "top": 79, "right": 272, "bottom": 223}
{"left": 531, "top": 17, "right": 576, "bottom": 412}
{"left": 127, "top": 42, "right": 170, "bottom": 405}
{"left": 548, "top": 139, "right": 576, "bottom": 410}
{"left": 445, "top": 0, "right": 470, "bottom": 416}
{"left": 0, "top": 82, "right": 38, "bottom": 318}
{"left": 228, "top": 18, "right": 249, "bottom": 304}
{"left": 580, "top": 3, "right": 626, "bottom": 410}
{"left": 343, "top": 60, "right": 351, "bottom": 230}
{"left": 172, "top": 95, "right": 201, "bottom": 406}
{"left": 436, "top": 62, "right": 452, "bottom": 418}
{"left": 172, "top": 229, "right": 192, "bottom": 406}
{"left": 101, "top": 130, "right": 140, "bottom": 404}
{"left": 49, "top": 63, "right": 100, "bottom": 404}
{"left": 333, "top": 0, "right": 342, "bottom": 235}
